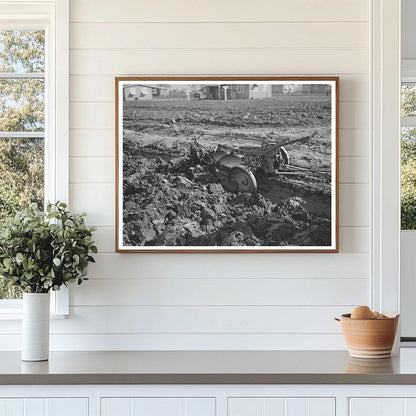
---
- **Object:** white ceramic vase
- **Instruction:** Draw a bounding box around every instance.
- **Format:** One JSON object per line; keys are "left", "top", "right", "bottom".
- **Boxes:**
{"left": 22, "top": 292, "right": 50, "bottom": 361}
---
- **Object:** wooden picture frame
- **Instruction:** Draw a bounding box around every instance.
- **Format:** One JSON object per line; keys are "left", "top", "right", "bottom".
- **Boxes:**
{"left": 116, "top": 77, "right": 339, "bottom": 253}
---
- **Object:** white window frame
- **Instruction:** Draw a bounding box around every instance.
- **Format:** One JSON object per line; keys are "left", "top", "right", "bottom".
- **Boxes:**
{"left": 0, "top": 0, "right": 69, "bottom": 317}
{"left": 371, "top": 0, "right": 401, "bottom": 322}
{"left": 399, "top": 59, "right": 416, "bottom": 340}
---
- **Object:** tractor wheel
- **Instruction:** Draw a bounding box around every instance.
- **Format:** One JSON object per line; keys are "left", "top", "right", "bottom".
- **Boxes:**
{"left": 228, "top": 166, "right": 257, "bottom": 193}
{"left": 279, "top": 146, "right": 290, "bottom": 165}
{"left": 274, "top": 146, "right": 290, "bottom": 171}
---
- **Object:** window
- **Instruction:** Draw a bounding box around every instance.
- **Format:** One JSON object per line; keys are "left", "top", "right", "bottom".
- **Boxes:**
{"left": 0, "top": 0, "right": 69, "bottom": 314}
{"left": 401, "top": 79, "right": 416, "bottom": 229}
{"left": 0, "top": 30, "right": 45, "bottom": 300}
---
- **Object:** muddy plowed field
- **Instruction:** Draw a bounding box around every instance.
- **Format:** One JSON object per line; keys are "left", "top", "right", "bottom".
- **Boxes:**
{"left": 121, "top": 97, "right": 334, "bottom": 248}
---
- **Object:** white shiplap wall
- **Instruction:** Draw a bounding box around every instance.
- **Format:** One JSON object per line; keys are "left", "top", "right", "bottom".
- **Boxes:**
{"left": 55, "top": 0, "right": 371, "bottom": 350}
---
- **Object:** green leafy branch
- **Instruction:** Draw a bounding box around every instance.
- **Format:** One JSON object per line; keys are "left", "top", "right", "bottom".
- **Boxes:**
{"left": 0, "top": 202, "right": 97, "bottom": 293}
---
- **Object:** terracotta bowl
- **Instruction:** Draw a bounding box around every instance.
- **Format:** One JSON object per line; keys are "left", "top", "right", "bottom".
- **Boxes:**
{"left": 338, "top": 313, "right": 399, "bottom": 359}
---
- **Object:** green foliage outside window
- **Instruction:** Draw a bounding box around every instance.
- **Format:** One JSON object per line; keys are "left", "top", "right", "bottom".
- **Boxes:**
{"left": 0, "top": 30, "right": 45, "bottom": 299}
{"left": 401, "top": 128, "right": 416, "bottom": 229}
{"left": 401, "top": 85, "right": 416, "bottom": 230}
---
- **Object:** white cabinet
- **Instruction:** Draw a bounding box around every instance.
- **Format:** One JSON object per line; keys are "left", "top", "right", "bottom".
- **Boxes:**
{"left": 101, "top": 398, "right": 215, "bottom": 416}
{"left": 349, "top": 398, "right": 416, "bottom": 416}
{"left": 5, "top": 385, "right": 416, "bottom": 416}
{"left": 349, "top": 398, "right": 404, "bottom": 416}
{"left": 0, "top": 398, "right": 88, "bottom": 416}
{"left": 228, "top": 398, "right": 335, "bottom": 416}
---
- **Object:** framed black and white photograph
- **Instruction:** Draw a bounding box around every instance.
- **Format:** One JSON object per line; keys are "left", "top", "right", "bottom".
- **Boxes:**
{"left": 116, "top": 77, "right": 339, "bottom": 252}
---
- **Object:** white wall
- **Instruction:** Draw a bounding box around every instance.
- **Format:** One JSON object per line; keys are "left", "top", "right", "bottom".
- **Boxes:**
{"left": 59, "top": 0, "right": 371, "bottom": 350}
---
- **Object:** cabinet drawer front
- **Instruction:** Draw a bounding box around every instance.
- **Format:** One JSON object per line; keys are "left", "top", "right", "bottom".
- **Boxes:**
{"left": 349, "top": 398, "right": 416, "bottom": 416}
{"left": 228, "top": 397, "right": 335, "bottom": 416}
{"left": 101, "top": 397, "right": 215, "bottom": 416}
{"left": 0, "top": 398, "right": 88, "bottom": 416}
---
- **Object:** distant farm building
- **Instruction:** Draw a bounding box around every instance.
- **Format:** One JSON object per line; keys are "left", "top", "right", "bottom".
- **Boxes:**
{"left": 123, "top": 85, "right": 168, "bottom": 101}
{"left": 204, "top": 84, "right": 250, "bottom": 100}
{"left": 274, "top": 84, "right": 329, "bottom": 95}
{"left": 203, "top": 83, "right": 330, "bottom": 100}
{"left": 251, "top": 84, "right": 330, "bottom": 98}
{"left": 249, "top": 84, "right": 272, "bottom": 99}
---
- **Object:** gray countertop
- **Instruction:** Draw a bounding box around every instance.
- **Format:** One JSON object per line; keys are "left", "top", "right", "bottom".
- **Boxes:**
{"left": 2, "top": 349, "right": 416, "bottom": 385}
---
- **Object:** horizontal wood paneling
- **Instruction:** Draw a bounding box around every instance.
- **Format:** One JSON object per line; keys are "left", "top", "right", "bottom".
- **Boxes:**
{"left": 0, "top": 306, "right": 356, "bottom": 335}
{"left": 58, "top": 306, "right": 354, "bottom": 334}
{"left": 0, "top": 333, "right": 347, "bottom": 350}
{"left": 339, "top": 227, "right": 369, "bottom": 253}
{"left": 339, "top": 102, "right": 369, "bottom": 129}
{"left": 70, "top": 157, "right": 114, "bottom": 183}
{"left": 69, "top": 130, "right": 114, "bottom": 157}
{"left": 338, "top": 129, "right": 369, "bottom": 157}
{"left": 339, "top": 184, "right": 369, "bottom": 227}
{"left": 339, "top": 76, "right": 369, "bottom": 102}
{"left": 92, "top": 226, "right": 369, "bottom": 254}
{"left": 70, "top": 0, "right": 369, "bottom": 23}
{"left": 70, "top": 22, "right": 368, "bottom": 50}
{"left": 86, "top": 253, "right": 369, "bottom": 279}
{"left": 91, "top": 227, "right": 114, "bottom": 253}
{"left": 70, "top": 76, "right": 115, "bottom": 102}
{"left": 69, "top": 183, "right": 114, "bottom": 226}
{"left": 70, "top": 103, "right": 113, "bottom": 129}
{"left": 70, "top": 277, "right": 368, "bottom": 306}
{"left": 70, "top": 49, "right": 368, "bottom": 76}
{"left": 339, "top": 157, "right": 369, "bottom": 183}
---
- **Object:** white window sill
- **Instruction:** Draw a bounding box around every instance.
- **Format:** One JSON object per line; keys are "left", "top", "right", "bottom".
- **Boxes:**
{"left": 0, "top": 287, "right": 69, "bottom": 318}
{"left": 0, "top": 312, "right": 68, "bottom": 320}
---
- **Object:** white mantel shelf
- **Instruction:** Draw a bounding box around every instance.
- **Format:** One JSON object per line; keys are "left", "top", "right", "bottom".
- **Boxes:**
{"left": 1, "top": 349, "right": 416, "bottom": 385}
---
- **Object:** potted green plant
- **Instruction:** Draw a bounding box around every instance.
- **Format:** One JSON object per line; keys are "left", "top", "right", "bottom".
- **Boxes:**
{"left": 0, "top": 202, "right": 97, "bottom": 361}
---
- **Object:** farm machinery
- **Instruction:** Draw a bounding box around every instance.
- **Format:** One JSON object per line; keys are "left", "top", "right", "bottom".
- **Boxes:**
{"left": 191, "top": 131, "right": 330, "bottom": 194}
